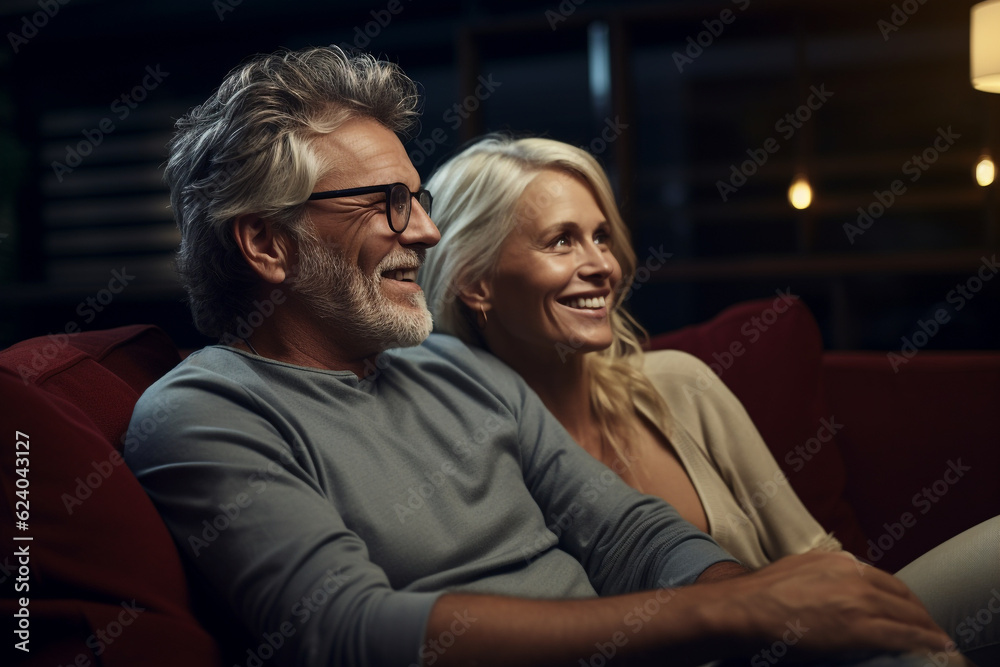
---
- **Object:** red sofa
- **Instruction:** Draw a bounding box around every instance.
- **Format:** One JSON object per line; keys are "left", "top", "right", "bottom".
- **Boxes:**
{"left": 647, "top": 295, "right": 1000, "bottom": 572}
{"left": 2, "top": 296, "right": 998, "bottom": 664}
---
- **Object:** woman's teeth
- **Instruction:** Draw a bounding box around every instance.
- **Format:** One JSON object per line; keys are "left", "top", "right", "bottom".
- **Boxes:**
{"left": 564, "top": 296, "right": 607, "bottom": 310}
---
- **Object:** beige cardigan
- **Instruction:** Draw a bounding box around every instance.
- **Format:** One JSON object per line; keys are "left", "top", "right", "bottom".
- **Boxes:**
{"left": 634, "top": 349, "right": 842, "bottom": 569}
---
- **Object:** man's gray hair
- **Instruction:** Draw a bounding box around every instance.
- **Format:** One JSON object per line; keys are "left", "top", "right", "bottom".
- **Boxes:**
{"left": 165, "top": 46, "right": 421, "bottom": 338}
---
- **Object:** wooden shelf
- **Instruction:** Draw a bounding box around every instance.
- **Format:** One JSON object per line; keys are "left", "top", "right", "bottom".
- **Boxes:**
{"left": 645, "top": 249, "right": 998, "bottom": 282}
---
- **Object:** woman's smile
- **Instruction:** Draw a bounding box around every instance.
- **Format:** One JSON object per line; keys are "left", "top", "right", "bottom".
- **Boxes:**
{"left": 482, "top": 169, "right": 622, "bottom": 360}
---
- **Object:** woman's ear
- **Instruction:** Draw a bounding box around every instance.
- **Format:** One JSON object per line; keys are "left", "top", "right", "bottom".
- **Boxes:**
{"left": 457, "top": 277, "right": 492, "bottom": 313}
{"left": 232, "top": 214, "right": 291, "bottom": 285}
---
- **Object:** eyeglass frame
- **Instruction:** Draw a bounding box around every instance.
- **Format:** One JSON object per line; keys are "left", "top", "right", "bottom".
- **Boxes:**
{"left": 306, "top": 182, "right": 433, "bottom": 234}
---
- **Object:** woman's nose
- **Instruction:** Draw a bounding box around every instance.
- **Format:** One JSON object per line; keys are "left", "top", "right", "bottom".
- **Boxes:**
{"left": 579, "top": 243, "right": 613, "bottom": 278}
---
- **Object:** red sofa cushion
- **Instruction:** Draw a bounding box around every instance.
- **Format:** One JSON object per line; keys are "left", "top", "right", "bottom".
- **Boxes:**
{"left": 2, "top": 325, "right": 182, "bottom": 449}
{"left": 0, "top": 327, "right": 223, "bottom": 666}
{"left": 647, "top": 296, "right": 869, "bottom": 558}
{"left": 823, "top": 351, "right": 1000, "bottom": 572}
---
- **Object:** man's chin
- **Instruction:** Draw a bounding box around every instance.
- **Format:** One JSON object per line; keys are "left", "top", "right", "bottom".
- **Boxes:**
{"left": 385, "top": 328, "right": 430, "bottom": 349}
{"left": 389, "top": 332, "right": 430, "bottom": 349}
{"left": 376, "top": 306, "right": 433, "bottom": 350}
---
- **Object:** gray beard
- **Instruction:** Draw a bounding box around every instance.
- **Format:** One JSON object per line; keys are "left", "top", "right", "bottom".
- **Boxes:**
{"left": 292, "top": 236, "right": 433, "bottom": 352}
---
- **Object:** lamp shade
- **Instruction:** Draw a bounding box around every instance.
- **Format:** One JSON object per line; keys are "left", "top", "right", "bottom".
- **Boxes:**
{"left": 972, "top": 0, "right": 1000, "bottom": 93}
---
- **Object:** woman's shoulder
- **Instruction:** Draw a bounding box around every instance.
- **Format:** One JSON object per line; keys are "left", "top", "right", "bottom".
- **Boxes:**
{"left": 639, "top": 348, "right": 719, "bottom": 382}
{"left": 636, "top": 349, "right": 741, "bottom": 416}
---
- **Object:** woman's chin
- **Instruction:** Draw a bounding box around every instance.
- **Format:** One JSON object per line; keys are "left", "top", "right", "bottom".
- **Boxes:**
{"left": 552, "top": 335, "right": 614, "bottom": 355}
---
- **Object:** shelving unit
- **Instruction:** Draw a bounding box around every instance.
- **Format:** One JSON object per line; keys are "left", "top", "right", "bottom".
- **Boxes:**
{"left": 457, "top": 0, "right": 1000, "bottom": 348}
{"left": 1, "top": 0, "right": 996, "bottom": 350}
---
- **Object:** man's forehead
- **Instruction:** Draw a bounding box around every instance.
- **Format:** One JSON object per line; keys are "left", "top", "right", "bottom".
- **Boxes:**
{"left": 314, "top": 117, "right": 418, "bottom": 189}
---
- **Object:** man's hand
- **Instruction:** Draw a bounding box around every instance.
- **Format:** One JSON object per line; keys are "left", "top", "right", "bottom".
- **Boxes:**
{"left": 424, "top": 551, "right": 959, "bottom": 666}
{"left": 705, "top": 551, "right": 955, "bottom": 660}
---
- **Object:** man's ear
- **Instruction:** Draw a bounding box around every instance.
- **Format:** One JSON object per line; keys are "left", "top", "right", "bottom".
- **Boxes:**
{"left": 232, "top": 214, "right": 292, "bottom": 285}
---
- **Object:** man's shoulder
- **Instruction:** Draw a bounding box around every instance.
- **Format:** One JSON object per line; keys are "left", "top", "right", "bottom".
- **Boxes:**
{"left": 125, "top": 346, "right": 257, "bottom": 467}
{"left": 132, "top": 344, "right": 317, "bottom": 442}
{"left": 401, "top": 333, "right": 494, "bottom": 364}
{"left": 392, "top": 334, "right": 529, "bottom": 400}
{"left": 137, "top": 345, "right": 256, "bottom": 405}
{"left": 393, "top": 333, "right": 504, "bottom": 373}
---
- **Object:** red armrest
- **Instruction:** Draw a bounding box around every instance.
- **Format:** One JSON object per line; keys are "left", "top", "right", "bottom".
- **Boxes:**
{"left": 823, "top": 351, "right": 1000, "bottom": 571}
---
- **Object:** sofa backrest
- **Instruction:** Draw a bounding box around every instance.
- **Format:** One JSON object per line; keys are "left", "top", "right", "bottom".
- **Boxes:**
{"left": 647, "top": 296, "right": 1000, "bottom": 570}
{"left": 0, "top": 326, "right": 225, "bottom": 666}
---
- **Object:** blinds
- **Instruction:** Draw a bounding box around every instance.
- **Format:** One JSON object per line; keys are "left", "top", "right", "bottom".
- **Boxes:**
{"left": 37, "top": 101, "right": 186, "bottom": 293}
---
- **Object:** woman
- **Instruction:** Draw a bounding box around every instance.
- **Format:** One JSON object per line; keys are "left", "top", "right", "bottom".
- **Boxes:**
{"left": 419, "top": 134, "right": 999, "bottom": 661}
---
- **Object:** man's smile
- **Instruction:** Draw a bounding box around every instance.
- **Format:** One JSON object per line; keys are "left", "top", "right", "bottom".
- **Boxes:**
{"left": 383, "top": 268, "right": 418, "bottom": 282}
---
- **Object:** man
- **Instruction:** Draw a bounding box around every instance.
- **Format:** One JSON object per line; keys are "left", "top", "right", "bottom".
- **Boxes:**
{"left": 127, "top": 46, "right": 960, "bottom": 667}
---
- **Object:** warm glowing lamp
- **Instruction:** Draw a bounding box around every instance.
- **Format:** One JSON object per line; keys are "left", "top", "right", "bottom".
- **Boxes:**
{"left": 788, "top": 174, "right": 813, "bottom": 209}
{"left": 972, "top": 1, "right": 1000, "bottom": 93}
{"left": 976, "top": 153, "right": 996, "bottom": 186}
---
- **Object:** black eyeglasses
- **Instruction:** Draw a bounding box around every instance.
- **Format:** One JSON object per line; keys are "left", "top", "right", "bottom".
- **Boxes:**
{"left": 307, "top": 183, "right": 433, "bottom": 234}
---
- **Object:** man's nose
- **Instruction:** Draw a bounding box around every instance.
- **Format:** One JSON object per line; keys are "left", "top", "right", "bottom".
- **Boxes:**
{"left": 399, "top": 200, "right": 440, "bottom": 249}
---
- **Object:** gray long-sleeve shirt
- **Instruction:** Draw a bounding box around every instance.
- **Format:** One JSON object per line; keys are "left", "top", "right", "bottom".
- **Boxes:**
{"left": 125, "top": 333, "right": 736, "bottom": 667}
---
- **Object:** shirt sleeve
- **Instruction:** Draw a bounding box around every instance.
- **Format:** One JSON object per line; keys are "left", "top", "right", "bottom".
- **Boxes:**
{"left": 125, "top": 365, "right": 440, "bottom": 667}
{"left": 470, "top": 352, "right": 742, "bottom": 594}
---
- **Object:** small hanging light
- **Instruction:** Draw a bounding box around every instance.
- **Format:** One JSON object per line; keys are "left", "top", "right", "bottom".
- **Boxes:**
{"left": 975, "top": 152, "right": 996, "bottom": 186}
{"left": 788, "top": 173, "right": 813, "bottom": 210}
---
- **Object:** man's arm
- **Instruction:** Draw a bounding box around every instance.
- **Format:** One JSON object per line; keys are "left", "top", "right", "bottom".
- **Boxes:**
{"left": 422, "top": 552, "right": 954, "bottom": 667}
{"left": 126, "top": 364, "right": 444, "bottom": 667}
{"left": 694, "top": 560, "right": 750, "bottom": 582}
{"left": 444, "top": 346, "right": 953, "bottom": 665}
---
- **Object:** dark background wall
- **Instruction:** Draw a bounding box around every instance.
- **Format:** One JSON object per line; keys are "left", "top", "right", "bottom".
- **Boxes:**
{"left": 1, "top": 0, "right": 998, "bottom": 351}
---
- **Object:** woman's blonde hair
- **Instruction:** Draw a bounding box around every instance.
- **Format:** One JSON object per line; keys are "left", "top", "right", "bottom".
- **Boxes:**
{"left": 420, "top": 134, "right": 667, "bottom": 472}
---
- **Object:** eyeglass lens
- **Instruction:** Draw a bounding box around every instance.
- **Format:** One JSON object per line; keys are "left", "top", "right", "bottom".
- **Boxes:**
{"left": 389, "top": 184, "right": 410, "bottom": 232}
{"left": 388, "top": 184, "right": 432, "bottom": 233}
